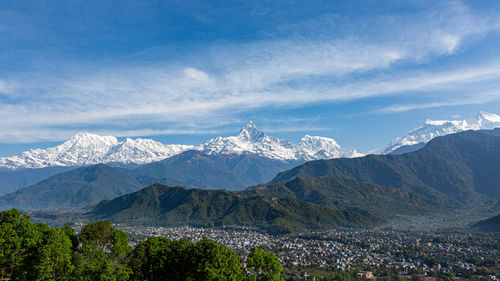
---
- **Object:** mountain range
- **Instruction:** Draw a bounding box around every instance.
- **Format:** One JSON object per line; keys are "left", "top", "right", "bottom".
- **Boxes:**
{"left": 0, "top": 164, "right": 182, "bottom": 209}
{"left": 0, "top": 121, "right": 361, "bottom": 171}
{"left": 273, "top": 128, "right": 500, "bottom": 206}
{"left": 83, "top": 124, "right": 500, "bottom": 230}
{"left": 2, "top": 112, "right": 500, "bottom": 172}
{"left": 88, "top": 184, "right": 378, "bottom": 234}
{"left": 1, "top": 126, "right": 500, "bottom": 233}
{"left": 0, "top": 151, "right": 302, "bottom": 209}
{"left": 3, "top": 113, "right": 500, "bottom": 232}
{"left": 382, "top": 111, "right": 500, "bottom": 154}
{"left": 0, "top": 122, "right": 362, "bottom": 195}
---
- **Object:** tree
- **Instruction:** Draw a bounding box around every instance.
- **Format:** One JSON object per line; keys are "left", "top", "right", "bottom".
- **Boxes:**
{"left": 0, "top": 209, "right": 40, "bottom": 281}
{"left": 190, "top": 237, "right": 246, "bottom": 281}
{"left": 0, "top": 213, "right": 285, "bottom": 281}
{"left": 129, "top": 236, "right": 184, "bottom": 281}
{"left": 28, "top": 225, "right": 74, "bottom": 280}
{"left": 61, "top": 224, "right": 79, "bottom": 252}
{"left": 246, "top": 247, "right": 283, "bottom": 281}
{"left": 130, "top": 237, "right": 246, "bottom": 281}
{"left": 73, "top": 220, "right": 132, "bottom": 281}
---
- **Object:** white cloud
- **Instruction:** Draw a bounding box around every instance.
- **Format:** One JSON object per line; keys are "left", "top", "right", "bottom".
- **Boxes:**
{"left": 0, "top": 79, "right": 14, "bottom": 95}
{"left": 375, "top": 91, "right": 500, "bottom": 113}
{"left": 1, "top": 1, "right": 500, "bottom": 143}
{"left": 0, "top": 79, "right": 6, "bottom": 93}
{"left": 183, "top": 67, "right": 215, "bottom": 86}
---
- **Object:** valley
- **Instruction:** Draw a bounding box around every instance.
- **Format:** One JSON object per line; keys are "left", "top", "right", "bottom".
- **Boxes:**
{"left": 3, "top": 119, "right": 500, "bottom": 281}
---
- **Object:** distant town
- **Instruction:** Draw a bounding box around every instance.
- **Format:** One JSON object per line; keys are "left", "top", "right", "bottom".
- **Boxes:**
{"left": 113, "top": 225, "right": 500, "bottom": 280}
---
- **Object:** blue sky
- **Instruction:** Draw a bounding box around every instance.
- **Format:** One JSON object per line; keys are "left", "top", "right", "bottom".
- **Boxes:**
{"left": 1, "top": 0, "right": 500, "bottom": 156}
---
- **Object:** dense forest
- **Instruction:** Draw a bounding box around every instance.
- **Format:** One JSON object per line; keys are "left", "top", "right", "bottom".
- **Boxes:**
{"left": 0, "top": 209, "right": 282, "bottom": 281}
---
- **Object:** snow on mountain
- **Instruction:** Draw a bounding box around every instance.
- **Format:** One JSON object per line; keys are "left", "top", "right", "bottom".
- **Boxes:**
{"left": 199, "top": 121, "right": 363, "bottom": 161}
{"left": 0, "top": 133, "right": 195, "bottom": 170}
{"left": 0, "top": 121, "right": 362, "bottom": 170}
{"left": 103, "top": 138, "right": 194, "bottom": 165}
{"left": 383, "top": 111, "right": 500, "bottom": 154}
{"left": 297, "top": 135, "right": 364, "bottom": 159}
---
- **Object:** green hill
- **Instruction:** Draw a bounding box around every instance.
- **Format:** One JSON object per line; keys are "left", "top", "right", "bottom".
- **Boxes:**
{"left": 245, "top": 176, "right": 444, "bottom": 218}
{"left": 89, "top": 184, "right": 378, "bottom": 233}
{"left": 473, "top": 214, "right": 500, "bottom": 232}
{"left": 272, "top": 129, "right": 500, "bottom": 205}
{"left": 0, "top": 164, "right": 179, "bottom": 210}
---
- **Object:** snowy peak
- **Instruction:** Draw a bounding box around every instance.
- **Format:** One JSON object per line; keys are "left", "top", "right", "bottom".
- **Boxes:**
{"left": 65, "top": 132, "right": 119, "bottom": 151}
{"left": 298, "top": 135, "right": 341, "bottom": 151}
{"left": 200, "top": 123, "right": 362, "bottom": 161}
{"left": 296, "top": 135, "right": 362, "bottom": 160}
{"left": 477, "top": 111, "right": 500, "bottom": 122}
{"left": 0, "top": 122, "right": 362, "bottom": 170}
{"left": 104, "top": 138, "right": 194, "bottom": 165}
{"left": 236, "top": 121, "right": 265, "bottom": 141}
{"left": 477, "top": 111, "right": 500, "bottom": 127}
{"left": 0, "top": 133, "right": 195, "bottom": 170}
{"left": 425, "top": 119, "right": 448, "bottom": 126}
{"left": 69, "top": 132, "right": 118, "bottom": 144}
{"left": 383, "top": 112, "right": 500, "bottom": 154}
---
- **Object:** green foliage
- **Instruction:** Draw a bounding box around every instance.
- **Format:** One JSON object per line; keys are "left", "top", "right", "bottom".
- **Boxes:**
{"left": 0, "top": 209, "right": 75, "bottom": 281}
{"left": 89, "top": 184, "right": 377, "bottom": 233}
{"left": 246, "top": 247, "right": 283, "bottom": 281}
{"left": 130, "top": 236, "right": 245, "bottom": 281}
{"left": 73, "top": 220, "right": 133, "bottom": 281}
{"left": 245, "top": 176, "right": 443, "bottom": 218}
{"left": 0, "top": 208, "right": 33, "bottom": 280}
{"left": 0, "top": 209, "right": 282, "bottom": 281}
{"left": 29, "top": 225, "right": 74, "bottom": 280}
{"left": 190, "top": 238, "right": 246, "bottom": 281}
{"left": 61, "top": 224, "right": 79, "bottom": 252}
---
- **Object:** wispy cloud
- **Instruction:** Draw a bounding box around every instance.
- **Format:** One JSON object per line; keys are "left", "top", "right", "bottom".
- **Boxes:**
{"left": 375, "top": 91, "right": 500, "bottom": 113}
{"left": 1, "top": 1, "right": 500, "bottom": 143}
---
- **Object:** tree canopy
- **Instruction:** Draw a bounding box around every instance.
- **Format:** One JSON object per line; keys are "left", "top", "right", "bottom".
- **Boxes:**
{"left": 0, "top": 208, "right": 283, "bottom": 281}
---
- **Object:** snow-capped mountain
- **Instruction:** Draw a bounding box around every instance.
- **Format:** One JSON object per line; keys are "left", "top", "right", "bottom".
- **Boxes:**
{"left": 383, "top": 111, "right": 500, "bottom": 154}
{"left": 200, "top": 121, "right": 363, "bottom": 161}
{"left": 0, "top": 121, "right": 362, "bottom": 170}
{"left": 0, "top": 133, "right": 195, "bottom": 170}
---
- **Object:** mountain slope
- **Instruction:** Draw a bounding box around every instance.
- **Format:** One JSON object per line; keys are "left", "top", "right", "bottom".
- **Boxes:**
{"left": 0, "top": 164, "right": 179, "bottom": 210}
{"left": 89, "top": 184, "right": 378, "bottom": 233}
{"left": 0, "top": 151, "right": 299, "bottom": 210}
{"left": 245, "top": 176, "right": 444, "bottom": 218}
{"left": 133, "top": 150, "right": 302, "bottom": 191}
{"left": 273, "top": 129, "right": 500, "bottom": 205}
{"left": 383, "top": 111, "right": 500, "bottom": 154}
{"left": 0, "top": 166, "right": 72, "bottom": 195}
{"left": 472, "top": 214, "right": 500, "bottom": 232}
